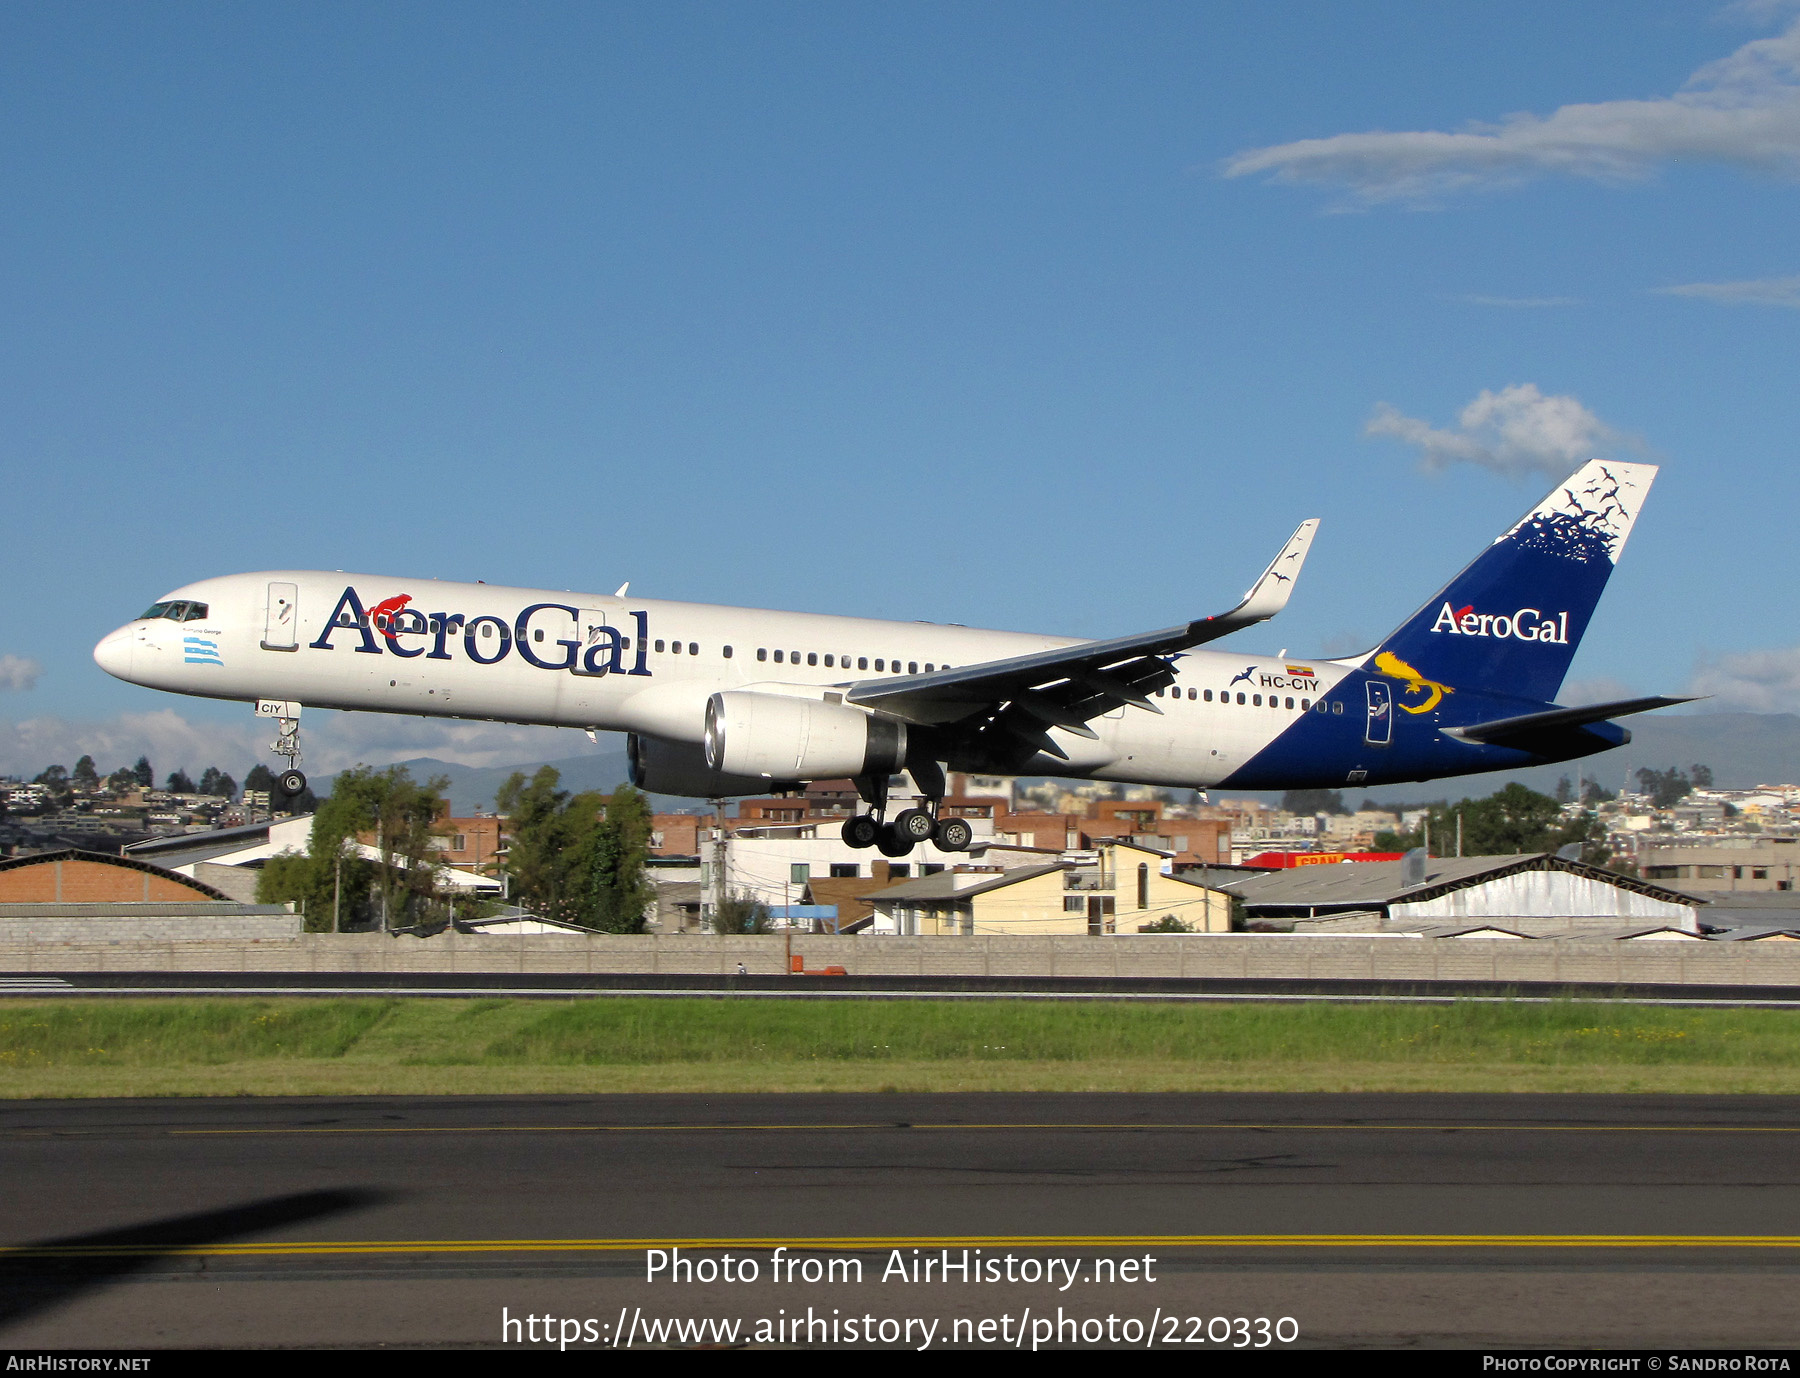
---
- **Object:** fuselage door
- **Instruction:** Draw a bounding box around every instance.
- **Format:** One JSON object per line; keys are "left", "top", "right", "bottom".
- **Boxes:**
{"left": 1365, "top": 679, "right": 1392, "bottom": 746}
{"left": 572, "top": 609, "right": 617, "bottom": 676}
{"left": 262, "top": 582, "right": 299, "bottom": 651}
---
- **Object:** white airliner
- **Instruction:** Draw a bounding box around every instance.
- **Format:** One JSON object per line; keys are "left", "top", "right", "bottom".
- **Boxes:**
{"left": 95, "top": 460, "right": 1686, "bottom": 857}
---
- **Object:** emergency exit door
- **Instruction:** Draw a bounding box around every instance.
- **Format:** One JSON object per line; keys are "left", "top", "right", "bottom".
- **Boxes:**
{"left": 262, "top": 582, "right": 298, "bottom": 651}
{"left": 1365, "top": 679, "right": 1393, "bottom": 746}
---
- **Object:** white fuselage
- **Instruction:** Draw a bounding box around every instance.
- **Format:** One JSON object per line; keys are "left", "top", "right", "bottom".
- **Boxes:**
{"left": 94, "top": 570, "right": 1357, "bottom": 789}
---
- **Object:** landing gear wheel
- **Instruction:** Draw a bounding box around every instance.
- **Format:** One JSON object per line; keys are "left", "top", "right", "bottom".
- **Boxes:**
{"left": 278, "top": 770, "right": 307, "bottom": 797}
{"left": 876, "top": 824, "right": 915, "bottom": 858}
{"left": 841, "top": 815, "right": 879, "bottom": 849}
{"left": 893, "top": 808, "right": 935, "bottom": 845}
{"left": 933, "top": 817, "right": 973, "bottom": 852}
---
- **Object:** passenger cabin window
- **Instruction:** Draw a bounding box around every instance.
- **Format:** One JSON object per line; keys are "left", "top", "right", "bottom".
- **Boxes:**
{"left": 908, "top": 662, "right": 918, "bottom": 674}
{"left": 807, "top": 653, "right": 817, "bottom": 666}
{"left": 724, "top": 646, "right": 733, "bottom": 659}
{"left": 823, "top": 655, "right": 834, "bottom": 667}
{"left": 874, "top": 659, "right": 884, "bottom": 671}
{"left": 689, "top": 642, "right": 698, "bottom": 655}
{"left": 1204, "top": 689, "right": 1213, "bottom": 701}
{"left": 773, "top": 650, "right": 784, "bottom": 663}
{"left": 758, "top": 648, "right": 767, "bottom": 661}
{"left": 858, "top": 657, "right": 868, "bottom": 670}
{"left": 1237, "top": 693, "right": 1246, "bottom": 705}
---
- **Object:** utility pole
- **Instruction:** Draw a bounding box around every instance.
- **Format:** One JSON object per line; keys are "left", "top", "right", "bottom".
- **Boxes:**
{"left": 333, "top": 846, "right": 343, "bottom": 933}
{"left": 1456, "top": 811, "right": 1464, "bottom": 858}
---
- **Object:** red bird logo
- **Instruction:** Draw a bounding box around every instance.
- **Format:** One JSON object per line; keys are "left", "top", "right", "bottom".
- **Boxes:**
{"left": 367, "top": 594, "right": 413, "bottom": 641}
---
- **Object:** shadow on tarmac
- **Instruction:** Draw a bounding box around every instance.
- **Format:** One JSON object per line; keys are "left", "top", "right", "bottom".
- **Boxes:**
{"left": 0, "top": 1187, "right": 393, "bottom": 1328}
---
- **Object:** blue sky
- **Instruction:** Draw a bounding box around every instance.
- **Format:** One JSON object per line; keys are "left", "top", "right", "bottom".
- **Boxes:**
{"left": 2, "top": 1, "right": 1796, "bottom": 776}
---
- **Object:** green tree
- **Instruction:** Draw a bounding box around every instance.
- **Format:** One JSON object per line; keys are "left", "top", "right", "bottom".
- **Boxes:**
{"left": 582, "top": 786, "right": 655, "bottom": 933}
{"left": 495, "top": 766, "right": 652, "bottom": 928}
{"left": 132, "top": 756, "right": 153, "bottom": 787}
{"left": 711, "top": 891, "right": 771, "bottom": 934}
{"left": 1282, "top": 788, "right": 1346, "bottom": 816}
{"left": 72, "top": 755, "right": 99, "bottom": 789}
{"left": 1554, "top": 776, "right": 1573, "bottom": 804}
{"left": 198, "top": 767, "right": 237, "bottom": 799}
{"left": 1374, "top": 783, "right": 1607, "bottom": 865}
{"left": 1581, "top": 779, "right": 1615, "bottom": 805}
{"left": 257, "top": 765, "right": 451, "bottom": 932}
{"left": 1138, "top": 914, "right": 1195, "bottom": 933}
{"left": 1691, "top": 763, "right": 1714, "bottom": 790}
{"left": 105, "top": 768, "right": 137, "bottom": 794}
{"left": 1636, "top": 767, "right": 1693, "bottom": 809}
{"left": 166, "top": 769, "right": 196, "bottom": 794}
{"left": 243, "top": 764, "right": 276, "bottom": 794}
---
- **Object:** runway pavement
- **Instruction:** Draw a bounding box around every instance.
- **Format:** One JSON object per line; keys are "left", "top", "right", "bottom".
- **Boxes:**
{"left": 2, "top": 1091, "right": 1799, "bottom": 1349}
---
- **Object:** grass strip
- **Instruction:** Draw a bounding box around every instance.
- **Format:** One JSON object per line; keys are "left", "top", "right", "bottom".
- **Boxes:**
{"left": 2, "top": 997, "right": 1800, "bottom": 1097}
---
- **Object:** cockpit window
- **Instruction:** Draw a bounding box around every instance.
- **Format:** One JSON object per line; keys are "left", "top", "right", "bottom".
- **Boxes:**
{"left": 137, "top": 600, "right": 209, "bottom": 622}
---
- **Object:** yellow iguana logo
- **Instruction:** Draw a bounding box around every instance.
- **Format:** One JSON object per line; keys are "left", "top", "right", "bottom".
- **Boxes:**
{"left": 1373, "top": 651, "right": 1454, "bottom": 715}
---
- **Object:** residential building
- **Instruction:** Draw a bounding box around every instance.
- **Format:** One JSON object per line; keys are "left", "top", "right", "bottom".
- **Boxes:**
{"left": 865, "top": 842, "right": 1234, "bottom": 936}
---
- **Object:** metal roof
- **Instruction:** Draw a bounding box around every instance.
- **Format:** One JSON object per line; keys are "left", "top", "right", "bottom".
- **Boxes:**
{"left": 865, "top": 863, "right": 1069, "bottom": 905}
{"left": 1210, "top": 853, "right": 1702, "bottom": 914}
{"left": 0, "top": 848, "right": 236, "bottom": 901}
{"left": 125, "top": 818, "right": 289, "bottom": 855}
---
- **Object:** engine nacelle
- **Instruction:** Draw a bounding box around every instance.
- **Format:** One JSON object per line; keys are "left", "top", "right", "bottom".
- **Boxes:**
{"left": 626, "top": 733, "right": 786, "bottom": 798}
{"left": 704, "top": 691, "right": 907, "bottom": 781}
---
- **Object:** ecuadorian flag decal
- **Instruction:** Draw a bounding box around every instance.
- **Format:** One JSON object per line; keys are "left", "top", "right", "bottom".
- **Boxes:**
{"left": 183, "top": 635, "right": 223, "bottom": 667}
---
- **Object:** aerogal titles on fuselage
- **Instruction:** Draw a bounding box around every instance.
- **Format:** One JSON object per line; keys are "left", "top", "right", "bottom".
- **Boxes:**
{"left": 307, "top": 586, "right": 652, "bottom": 675}
{"left": 1428, "top": 603, "right": 1570, "bottom": 644}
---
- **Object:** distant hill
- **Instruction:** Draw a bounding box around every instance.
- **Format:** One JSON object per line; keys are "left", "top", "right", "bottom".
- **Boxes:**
{"left": 315, "top": 713, "right": 1800, "bottom": 816}
{"left": 1237, "top": 712, "right": 1800, "bottom": 810}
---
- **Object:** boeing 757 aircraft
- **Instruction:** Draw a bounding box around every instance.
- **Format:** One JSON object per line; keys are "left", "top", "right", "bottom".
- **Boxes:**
{"left": 95, "top": 460, "right": 1686, "bottom": 857}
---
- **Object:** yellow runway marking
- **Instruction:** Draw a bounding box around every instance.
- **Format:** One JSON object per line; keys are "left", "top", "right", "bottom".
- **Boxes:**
{"left": 7, "top": 1235, "right": 1800, "bottom": 1260}
{"left": 157, "top": 1121, "right": 1800, "bottom": 1137}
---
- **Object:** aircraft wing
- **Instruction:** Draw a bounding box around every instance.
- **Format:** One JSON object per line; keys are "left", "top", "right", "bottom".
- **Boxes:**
{"left": 843, "top": 519, "right": 1319, "bottom": 753}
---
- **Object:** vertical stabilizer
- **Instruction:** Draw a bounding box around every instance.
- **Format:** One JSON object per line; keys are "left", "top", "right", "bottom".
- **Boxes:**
{"left": 1361, "top": 460, "right": 1657, "bottom": 704}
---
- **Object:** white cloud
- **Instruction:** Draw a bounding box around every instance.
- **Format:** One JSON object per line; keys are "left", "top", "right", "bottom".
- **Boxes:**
{"left": 0, "top": 656, "right": 42, "bottom": 692}
{"left": 1689, "top": 646, "right": 1800, "bottom": 712}
{"left": 1223, "top": 19, "right": 1800, "bottom": 205}
{"left": 0, "top": 709, "right": 611, "bottom": 779}
{"left": 1722, "top": 1, "right": 1800, "bottom": 24}
{"left": 1657, "top": 273, "right": 1800, "bottom": 306}
{"left": 1365, "top": 383, "right": 1634, "bottom": 480}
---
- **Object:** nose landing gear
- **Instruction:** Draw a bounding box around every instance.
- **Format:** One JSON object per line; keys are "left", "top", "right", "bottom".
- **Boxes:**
{"left": 256, "top": 700, "right": 308, "bottom": 799}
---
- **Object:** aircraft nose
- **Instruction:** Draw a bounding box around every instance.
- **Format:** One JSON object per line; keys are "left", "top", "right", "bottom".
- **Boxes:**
{"left": 93, "top": 626, "right": 135, "bottom": 681}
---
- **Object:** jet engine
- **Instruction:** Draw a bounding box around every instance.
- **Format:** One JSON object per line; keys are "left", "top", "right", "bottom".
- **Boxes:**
{"left": 625, "top": 733, "right": 785, "bottom": 798}
{"left": 704, "top": 691, "right": 907, "bottom": 781}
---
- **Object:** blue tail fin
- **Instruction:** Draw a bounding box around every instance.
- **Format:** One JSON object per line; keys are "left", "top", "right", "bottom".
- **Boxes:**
{"left": 1361, "top": 460, "right": 1657, "bottom": 704}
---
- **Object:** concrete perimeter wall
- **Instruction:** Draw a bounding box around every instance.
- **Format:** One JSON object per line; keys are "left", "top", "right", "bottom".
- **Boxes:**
{"left": 3, "top": 932, "right": 1800, "bottom": 986}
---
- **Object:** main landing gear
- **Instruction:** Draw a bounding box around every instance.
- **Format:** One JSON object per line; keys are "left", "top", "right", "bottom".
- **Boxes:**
{"left": 839, "top": 767, "right": 973, "bottom": 857}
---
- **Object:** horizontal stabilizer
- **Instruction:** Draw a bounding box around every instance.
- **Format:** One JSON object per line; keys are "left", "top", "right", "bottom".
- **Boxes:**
{"left": 1442, "top": 695, "right": 1700, "bottom": 746}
